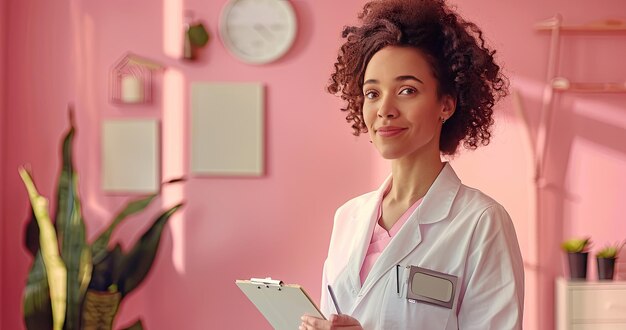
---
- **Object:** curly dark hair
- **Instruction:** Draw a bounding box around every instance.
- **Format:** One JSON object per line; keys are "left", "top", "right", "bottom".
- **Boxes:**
{"left": 328, "top": 0, "right": 508, "bottom": 155}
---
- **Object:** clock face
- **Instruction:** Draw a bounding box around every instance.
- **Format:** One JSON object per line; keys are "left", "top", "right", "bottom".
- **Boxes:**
{"left": 219, "top": 0, "right": 297, "bottom": 64}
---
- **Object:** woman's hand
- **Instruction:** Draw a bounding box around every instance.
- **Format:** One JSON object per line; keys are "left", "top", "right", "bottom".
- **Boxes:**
{"left": 299, "top": 314, "right": 363, "bottom": 330}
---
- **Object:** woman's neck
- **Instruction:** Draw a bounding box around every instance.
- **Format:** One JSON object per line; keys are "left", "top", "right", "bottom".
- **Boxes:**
{"left": 387, "top": 153, "right": 444, "bottom": 206}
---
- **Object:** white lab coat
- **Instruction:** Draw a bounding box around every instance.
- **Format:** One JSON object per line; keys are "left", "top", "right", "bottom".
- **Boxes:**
{"left": 320, "top": 163, "right": 524, "bottom": 329}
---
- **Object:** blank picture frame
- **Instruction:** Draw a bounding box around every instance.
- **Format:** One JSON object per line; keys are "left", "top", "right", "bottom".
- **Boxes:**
{"left": 190, "top": 82, "right": 264, "bottom": 176}
{"left": 101, "top": 119, "right": 159, "bottom": 193}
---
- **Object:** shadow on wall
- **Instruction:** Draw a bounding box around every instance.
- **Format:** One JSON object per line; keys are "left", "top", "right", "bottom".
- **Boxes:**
{"left": 513, "top": 75, "right": 626, "bottom": 329}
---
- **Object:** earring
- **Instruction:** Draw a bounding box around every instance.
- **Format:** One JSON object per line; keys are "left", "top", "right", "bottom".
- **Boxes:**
{"left": 441, "top": 117, "right": 446, "bottom": 124}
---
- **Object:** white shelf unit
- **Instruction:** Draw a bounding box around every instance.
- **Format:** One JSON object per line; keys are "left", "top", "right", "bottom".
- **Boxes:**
{"left": 556, "top": 277, "right": 626, "bottom": 330}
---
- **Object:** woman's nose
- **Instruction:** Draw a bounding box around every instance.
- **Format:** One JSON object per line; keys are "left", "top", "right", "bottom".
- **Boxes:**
{"left": 377, "top": 97, "right": 399, "bottom": 118}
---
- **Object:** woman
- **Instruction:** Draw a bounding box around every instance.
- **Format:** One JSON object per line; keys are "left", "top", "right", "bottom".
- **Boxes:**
{"left": 300, "top": 0, "right": 524, "bottom": 329}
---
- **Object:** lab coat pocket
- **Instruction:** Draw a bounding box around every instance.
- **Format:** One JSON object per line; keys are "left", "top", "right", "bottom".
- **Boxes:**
{"left": 382, "top": 266, "right": 454, "bottom": 329}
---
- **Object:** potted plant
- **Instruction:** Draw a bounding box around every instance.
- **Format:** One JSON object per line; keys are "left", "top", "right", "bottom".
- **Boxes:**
{"left": 561, "top": 237, "right": 592, "bottom": 280}
{"left": 183, "top": 11, "right": 209, "bottom": 61}
{"left": 596, "top": 241, "right": 625, "bottom": 280}
{"left": 21, "top": 109, "right": 184, "bottom": 330}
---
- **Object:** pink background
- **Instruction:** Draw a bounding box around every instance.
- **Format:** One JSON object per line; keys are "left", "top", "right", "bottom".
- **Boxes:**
{"left": 1, "top": 0, "right": 625, "bottom": 329}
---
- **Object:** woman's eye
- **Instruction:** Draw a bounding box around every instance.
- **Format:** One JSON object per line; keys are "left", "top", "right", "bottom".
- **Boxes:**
{"left": 364, "top": 91, "right": 378, "bottom": 99}
{"left": 399, "top": 87, "right": 416, "bottom": 95}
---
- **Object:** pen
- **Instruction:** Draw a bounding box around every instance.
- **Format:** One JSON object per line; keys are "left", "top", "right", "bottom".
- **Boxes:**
{"left": 327, "top": 285, "right": 342, "bottom": 315}
{"left": 396, "top": 265, "right": 400, "bottom": 294}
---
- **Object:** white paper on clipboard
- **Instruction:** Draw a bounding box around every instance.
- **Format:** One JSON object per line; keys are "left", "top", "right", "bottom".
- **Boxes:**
{"left": 236, "top": 278, "right": 325, "bottom": 329}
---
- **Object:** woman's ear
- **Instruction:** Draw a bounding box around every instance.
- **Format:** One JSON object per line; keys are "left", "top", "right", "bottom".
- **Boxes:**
{"left": 441, "top": 95, "right": 456, "bottom": 121}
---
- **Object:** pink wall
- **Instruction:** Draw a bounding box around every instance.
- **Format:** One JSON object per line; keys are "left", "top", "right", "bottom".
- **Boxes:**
{"left": 0, "top": 0, "right": 6, "bottom": 323}
{"left": 1, "top": 0, "right": 373, "bottom": 329}
{"left": 1, "top": 0, "right": 626, "bottom": 330}
{"left": 2, "top": 0, "right": 82, "bottom": 328}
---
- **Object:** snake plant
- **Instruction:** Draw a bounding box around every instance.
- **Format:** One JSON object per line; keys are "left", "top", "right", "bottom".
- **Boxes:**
{"left": 21, "top": 109, "right": 184, "bottom": 330}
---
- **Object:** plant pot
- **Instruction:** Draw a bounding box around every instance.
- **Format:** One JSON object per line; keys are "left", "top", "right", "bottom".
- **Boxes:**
{"left": 597, "top": 257, "right": 616, "bottom": 280}
{"left": 567, "top": 252, "right": 588, "bottom": 280}
{"left": 82, "top": 290, "right": 121, "bottom": 330}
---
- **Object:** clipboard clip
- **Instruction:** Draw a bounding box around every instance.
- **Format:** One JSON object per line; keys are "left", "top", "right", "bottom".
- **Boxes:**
{"left": 250, "top": 277, "right": 284, "bottom": 287}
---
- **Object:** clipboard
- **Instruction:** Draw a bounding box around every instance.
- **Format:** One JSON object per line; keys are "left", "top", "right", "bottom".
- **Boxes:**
{"left": 236, "top": 277, "right": 325, "bottom": 329}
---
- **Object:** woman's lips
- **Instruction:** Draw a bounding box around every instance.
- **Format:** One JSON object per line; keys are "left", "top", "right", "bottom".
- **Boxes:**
{"left": 376, "top": 127, "right": 406, "bottom": 137}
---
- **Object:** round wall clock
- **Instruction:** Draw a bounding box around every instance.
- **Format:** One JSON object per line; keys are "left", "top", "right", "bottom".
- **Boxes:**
{"left": 219, "top": 0, "right": 298, "bottom": 64}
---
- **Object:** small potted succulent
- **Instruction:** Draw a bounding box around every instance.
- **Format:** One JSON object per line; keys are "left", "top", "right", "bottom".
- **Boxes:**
{"left": 182, "top": 10, "right": 209, "bottom": 61}
{"left": 596, "top": 241, "right": 625, "bottom": 280}
{"left": 561, "top": 237, "right": 592, "bottom": 280}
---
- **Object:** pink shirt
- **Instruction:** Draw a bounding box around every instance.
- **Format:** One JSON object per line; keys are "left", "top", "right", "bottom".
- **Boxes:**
{"left": 359, "top": 197, "right": 423, "bottom": 285}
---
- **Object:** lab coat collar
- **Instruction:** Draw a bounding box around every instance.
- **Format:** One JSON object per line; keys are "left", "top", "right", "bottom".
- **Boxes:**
{"left": 417, "top": 162, "right": 461, "bottom": 225}
{"left": 346, "top": 175, "right": 393, "bottom": 299}
{"left": 347, "top": 162, "right": 462, "bottom": 313}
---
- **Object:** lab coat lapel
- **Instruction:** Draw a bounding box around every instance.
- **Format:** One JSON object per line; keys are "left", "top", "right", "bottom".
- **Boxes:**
{"left": 345, "top": 176, "right": 393, "bottom": 298}
{"left": 353, "top": 163, "right": 461, "bottom": 308}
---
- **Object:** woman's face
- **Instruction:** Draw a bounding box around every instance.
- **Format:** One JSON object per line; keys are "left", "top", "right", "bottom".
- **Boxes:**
{"left": 362, "top": 46, "right": 453, "bottom": 160}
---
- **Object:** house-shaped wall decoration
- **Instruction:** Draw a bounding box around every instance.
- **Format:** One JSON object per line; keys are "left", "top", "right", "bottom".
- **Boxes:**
{"left": 109, "top": 53, "right": 164, "bottom": 105}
